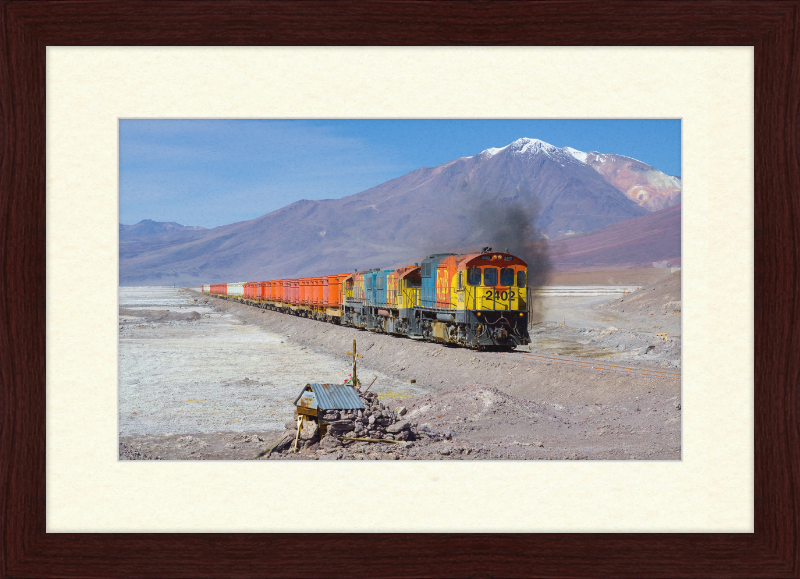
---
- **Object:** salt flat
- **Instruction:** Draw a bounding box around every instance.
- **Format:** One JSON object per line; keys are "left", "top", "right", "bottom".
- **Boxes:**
{"left": 118, "top": 287, "right": 412, "bottom": 436}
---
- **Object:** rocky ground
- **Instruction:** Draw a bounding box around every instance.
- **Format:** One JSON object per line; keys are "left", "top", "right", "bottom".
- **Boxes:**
{"left": 527, "top": 322, "right": 681, "bottom": 368}
{"left": 119, "top": 272, "right": 681, "bottom": 461}
{"left": 594, "top": 270, "right": 681, "bottom": 336}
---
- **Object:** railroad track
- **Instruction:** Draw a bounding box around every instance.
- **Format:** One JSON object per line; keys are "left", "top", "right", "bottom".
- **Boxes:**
{"left": 500, "top": 351, "right": 681, "bottom": 380}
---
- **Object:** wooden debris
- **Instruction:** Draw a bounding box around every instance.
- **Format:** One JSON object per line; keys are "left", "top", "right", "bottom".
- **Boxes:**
{"left": 292, "top": 416, "right": 303, "bottom": 453}
{"left": 337, "top": 436, "right": 403, "bottom": 444}
{"left": 254, "top": 434, "right": 288, "bottom": 459}
{"left": 362, "top": 376, "right": 378, "bottom": 394}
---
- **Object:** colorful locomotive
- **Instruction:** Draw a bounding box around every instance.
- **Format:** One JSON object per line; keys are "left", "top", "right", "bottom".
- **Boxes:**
{"left": 203, "top": 247, "right": 530, "bottom": 349}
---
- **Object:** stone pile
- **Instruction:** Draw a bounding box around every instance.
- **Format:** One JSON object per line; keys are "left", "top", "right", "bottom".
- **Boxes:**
{"left": 271, "top": 390, "right": 426, "bottom": 454}
{"left": 320, "top": 391, "right": 416, "bottom": 443}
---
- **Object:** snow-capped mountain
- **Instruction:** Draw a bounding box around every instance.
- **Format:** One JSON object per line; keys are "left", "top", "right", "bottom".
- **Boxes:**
{"left": 120, "top": 137, "right": 679, "bottom": 285}
{"left": 478, "top": 137, "right": 563, "bottom": 159}
{"left": 474, "top": 138, "right": 681, "bottom": 212}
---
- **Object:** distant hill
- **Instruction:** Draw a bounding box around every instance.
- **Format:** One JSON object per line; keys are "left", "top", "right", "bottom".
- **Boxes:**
{"left": 120, "top": 138, "right": 680, "bottom": 286}
{"left": 120, "top": 220, "right": 206, "bottom": 240}
{"left": 548, "top": 203, "right": 681, "bottom": 271}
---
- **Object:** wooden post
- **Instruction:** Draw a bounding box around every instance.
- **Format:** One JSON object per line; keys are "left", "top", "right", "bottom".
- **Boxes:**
{"left": 346, "top": 338, "right": 363, "bottom": 389}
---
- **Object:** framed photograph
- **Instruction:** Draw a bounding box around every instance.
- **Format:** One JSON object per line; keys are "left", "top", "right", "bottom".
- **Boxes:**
{"left": 2, "top": 1, "right": 796, "bottom": 577}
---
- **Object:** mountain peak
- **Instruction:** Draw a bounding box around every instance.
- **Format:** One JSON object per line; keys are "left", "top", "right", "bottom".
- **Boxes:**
{"left": 511, "top": 137, "right": 553, "bottom": 147}
{"left": 479, "top": 137, "right": 558, "bottom": 158}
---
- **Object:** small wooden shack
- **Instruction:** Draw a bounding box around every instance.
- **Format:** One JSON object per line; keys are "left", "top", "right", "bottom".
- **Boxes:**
{"left": 294, "top": 382, "right": 365, "bottom": 436}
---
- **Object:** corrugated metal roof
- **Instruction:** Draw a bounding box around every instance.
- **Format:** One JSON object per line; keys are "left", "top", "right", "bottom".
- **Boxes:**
{"left": 294, "top": 383, "right": 365, "bottom": 411}
{"left": 296, "top": 390, "right": 317, "bottom": 410}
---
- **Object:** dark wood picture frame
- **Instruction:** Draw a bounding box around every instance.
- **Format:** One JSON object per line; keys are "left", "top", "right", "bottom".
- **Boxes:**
{"left": 1, "top": 1, "right": 798, "bottom": 577}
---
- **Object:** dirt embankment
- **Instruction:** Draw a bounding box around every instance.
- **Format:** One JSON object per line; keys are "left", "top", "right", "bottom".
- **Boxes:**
{"left": 204, "top": 294, "right": 678, "bottom": 388}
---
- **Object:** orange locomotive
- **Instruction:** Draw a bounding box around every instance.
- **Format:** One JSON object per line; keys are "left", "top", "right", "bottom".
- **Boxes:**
{"left": 202, "top": 247, "right": 529, "bottom": 350}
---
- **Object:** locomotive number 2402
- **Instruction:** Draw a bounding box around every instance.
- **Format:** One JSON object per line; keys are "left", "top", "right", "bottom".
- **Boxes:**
{"left": 485, "top": 289, "right": 515, "bottom": 301}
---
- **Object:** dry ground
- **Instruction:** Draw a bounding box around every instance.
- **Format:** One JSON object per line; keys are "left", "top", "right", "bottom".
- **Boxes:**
{"left": 119, "top": 271, "right": 681, "bottom": 461}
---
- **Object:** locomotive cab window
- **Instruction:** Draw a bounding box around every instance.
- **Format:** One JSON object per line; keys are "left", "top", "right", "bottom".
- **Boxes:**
{"left": 500, "top": 268, "right": 514, "bottom": 287}
{"left": 365, "top": 277, "right": 372, "bottom": 290}
{"left": 458, "top": 271, "right": 464, "bottom": 289}
{"left": 376, "top": 277, "right": 384, "bottom": 290}
{"left": 483, "top": 267, "right": 498, "bottom": 287}
{"left": 517, "top": 270, "right": 527, "bottom": 288}
{"left": 467, "top": 267, "right": 481, "bottom": 286}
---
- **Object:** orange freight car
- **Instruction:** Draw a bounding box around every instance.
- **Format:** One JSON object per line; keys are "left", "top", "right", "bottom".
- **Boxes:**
{"left": 269, "top": 279, "right": 279, "bottom": 302}
{"left": 321, "top": 276, "right": 330, "bottom": 306}
{"left": 282, "top": 279, "right": 291, "bottom": 304}
{"left": 299, "top": 278, "right": 310, "bottom": 306}
{"left": 326, "top": 273, "right": 349, "bottom": 308}
{"left": 311, "top": 276, "right": 323, "bottom": 307}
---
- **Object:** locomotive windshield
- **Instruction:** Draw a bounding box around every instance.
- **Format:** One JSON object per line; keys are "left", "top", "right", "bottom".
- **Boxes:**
{"left": 467, "top": 267, "right": 481, "bottom": 286}
{"left": 517, "top": 270, "right": 526, "bottom": 287}
{"left": 500, "top": 268, "right": 514, "bottom": 287}
{"left": 483, "top": 267, "right": 498, "bottom": 287}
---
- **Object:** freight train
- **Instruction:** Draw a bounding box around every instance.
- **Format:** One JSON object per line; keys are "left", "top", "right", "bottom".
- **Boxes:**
{"left": 203, "top": 248, "right": 530, "bottom": 350}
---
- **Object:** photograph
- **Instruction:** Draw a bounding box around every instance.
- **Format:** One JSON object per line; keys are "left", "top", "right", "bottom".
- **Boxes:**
{"left": 118, "top": 119, "right": 682, "bottom": 461}
{"left": 0, "top": 0, "right": 782, "bottom": 571}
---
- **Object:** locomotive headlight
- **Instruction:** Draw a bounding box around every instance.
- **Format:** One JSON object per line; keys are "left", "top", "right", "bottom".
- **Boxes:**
{"left": 476, "top": 312, "right": 481, "bottom": 316}
{"left": 519, "top": 313, "right": 523, "bottom": 316}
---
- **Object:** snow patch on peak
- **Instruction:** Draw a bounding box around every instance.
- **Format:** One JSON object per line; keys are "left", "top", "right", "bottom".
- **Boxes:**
{"left": 584, "top": 151, "right": 612, "bottom": 166}
{"left": 509, "top": 137, "right": 557, "bottom": 155}
{"left": 589, "top": 151, "right": 651, "bottom": 167}
{"left": 480, "top": 145, "right": 509, "bottom": 158}
{"left": 479, "top": 137, "right": 559, "bottom": 158}
{"left": 564, "top": 147, "right": 588, "bottom": 164}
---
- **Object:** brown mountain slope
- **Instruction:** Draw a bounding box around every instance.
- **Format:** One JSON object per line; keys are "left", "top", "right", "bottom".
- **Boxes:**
{"left": 548, "top": 204, "right": 680, "bottom": 271}
{"left": 566, "top": 149, "right": 681, "bottom": 211}
{"left": 121, "top": 138, "right": 650, "bottom": 285}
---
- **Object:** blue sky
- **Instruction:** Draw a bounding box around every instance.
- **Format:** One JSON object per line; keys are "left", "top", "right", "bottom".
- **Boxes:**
{"left": 120, "top": 119, "right": 681, "bottom": 228}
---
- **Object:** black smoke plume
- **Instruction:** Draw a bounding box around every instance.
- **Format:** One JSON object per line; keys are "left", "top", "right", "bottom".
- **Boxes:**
{"left": 407, "top": 191, "right": 551, "bottom": 323}
{"left": 470, "top": 197, "right": 552, "bottom": 322}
